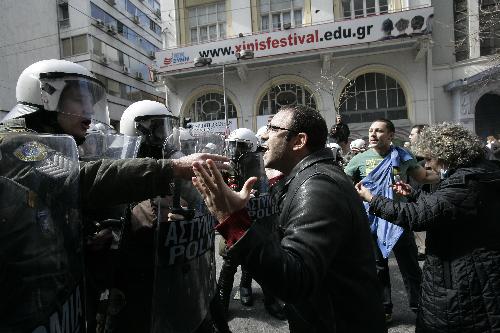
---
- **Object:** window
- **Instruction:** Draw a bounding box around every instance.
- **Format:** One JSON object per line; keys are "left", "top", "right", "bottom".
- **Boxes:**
{"left": 479, "top": 0, "right": 500, "bottom": 56}
{"left": 258, "top": 83, "right": 317, "bottom": 115}
{"left": 339, "top": 73, "right": 407, "bottom": 123}
{"left": 90, "top": 2, "right": 161, "bottom": 52}
{"left": 338, "top": 0, "right": 388, "bottom": 20}
{"left": 188, "top": 92, "right": 237, "bottom": 121}
{"left": 58, "top": 3, "right": 70, "bottom": 28}
{"left": 92, "top": 37, "right": 103, "bottom": 56}
{"left": 188, "top": 2, "right": 226, "bottom": 44}
{"left": 61, "top": 35, "right": 88, "bottom": 57}
{"left": 92, "top": 37, "right": 151, "bottom": 76}
{"left": 94, "top": 73, "right": 165, "bottom": 103}
{"left": 260, "top": 0, "right": 303, "bottom": 31}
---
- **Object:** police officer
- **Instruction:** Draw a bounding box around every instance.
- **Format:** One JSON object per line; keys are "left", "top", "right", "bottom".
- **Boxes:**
{"left": 0, "top": 59, "right": 228, "bottom": 333}
{"left": 119, "top": 101, "right": 230, "bottom": 333}
{"left": 114, "top": 100, "right": 179, "bottom": 333}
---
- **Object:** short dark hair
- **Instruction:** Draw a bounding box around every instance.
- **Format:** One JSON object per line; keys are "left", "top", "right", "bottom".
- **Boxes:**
{"left": 329, "top": 122, "right": 350, "bottom": 144}
{"left": 372, "top": 118, "right": 395, "bottom": 133}
{"left": 411, "top": 124, "right": 427, "bottom": 133}
{"left": 280, "top": 105, "right": 328, "bottom": 152}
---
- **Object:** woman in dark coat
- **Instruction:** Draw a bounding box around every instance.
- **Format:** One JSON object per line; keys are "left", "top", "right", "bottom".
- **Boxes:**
{"left": 356, "top": 123, "right": 500, "bottom": 333}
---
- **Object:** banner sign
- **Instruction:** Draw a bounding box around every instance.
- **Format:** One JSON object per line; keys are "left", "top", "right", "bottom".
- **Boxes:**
{"left": 156, "top": 7, "right": 433, "bottom": 73}
{"left": 189, "top": 118, "right": 237, "bottom": 135}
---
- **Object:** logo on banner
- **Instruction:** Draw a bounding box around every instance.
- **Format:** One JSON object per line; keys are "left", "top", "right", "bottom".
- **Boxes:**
{"left": 163, "top": 52, "right": 190, "bottom": 66}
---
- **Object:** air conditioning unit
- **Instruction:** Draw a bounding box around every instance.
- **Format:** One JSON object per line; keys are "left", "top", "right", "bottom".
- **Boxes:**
{"left": 95, "top": 19, "right": 105, "bottom": 27}
{"left": 133, "top": 15, "right": 140, "bottom": 24}
{"left": 148, "top": 51, "right": 156, "bottom": 59}
{"left": 155, "top": 8, "right": 161, "bottom": 18}
{"left": 122, "top": 65, "right": 130, "bottom": 74}
{"left": 135, "top": 72, "right": 144, "bottom": 80}
{"left": 100, "top": 56, "right": 108, "bottom": 64}
{"left": 106, "top": 24, "right": 116, "bottom": 34}
{"left": 106, "top": 0, "right": 116, "bottom": 5}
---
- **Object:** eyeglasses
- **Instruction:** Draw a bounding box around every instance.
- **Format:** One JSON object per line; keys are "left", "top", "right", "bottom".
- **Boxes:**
{"left": 266, "top": 124, "right": 298, "bottom": 134}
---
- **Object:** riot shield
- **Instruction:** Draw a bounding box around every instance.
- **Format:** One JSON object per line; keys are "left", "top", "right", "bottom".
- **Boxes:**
{"left": 150, "top": 131, "right": 224, "bottom": 333}
{"left": 78, "top": 131, "right": 142, "bottom": 332}
{"left": 0, "top": 132, "right": 84, "bottom": 333}
{"left": 79, "top": 132, "right": 142, "bottom": 161}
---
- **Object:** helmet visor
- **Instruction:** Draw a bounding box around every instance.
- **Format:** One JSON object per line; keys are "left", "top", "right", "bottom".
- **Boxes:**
{"left": 135, "top": 115, "right": 180, "bottom": 146}
{"left": 226, "top": 140, "right": 254, "bottom": 159}
{"left": 39, "top": 74, "right": 109, "bottom": 124}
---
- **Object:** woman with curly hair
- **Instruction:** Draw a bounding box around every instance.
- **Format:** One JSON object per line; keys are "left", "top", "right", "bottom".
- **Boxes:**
{"left": 356, "top": 123, "right": 500, "bottom": 332}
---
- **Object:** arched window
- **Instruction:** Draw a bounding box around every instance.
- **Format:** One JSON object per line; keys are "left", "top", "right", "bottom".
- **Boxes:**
{"left": 339, "top": 73, "right": 407, "bottom": 123}
{"left": 258, "top": 83, "right": 317, "bottom": 115}
{"left": 187, "top": 92, "right": 237, "bottom": 121}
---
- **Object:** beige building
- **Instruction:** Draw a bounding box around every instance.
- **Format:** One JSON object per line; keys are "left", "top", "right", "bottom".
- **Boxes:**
{"left": 155, "top": 0, "right": 500, "bottom": 140}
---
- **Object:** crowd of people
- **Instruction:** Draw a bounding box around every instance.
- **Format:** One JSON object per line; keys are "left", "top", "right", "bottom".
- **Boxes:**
{"left": 1, "top": 58, "right": 500, "bottom": 333}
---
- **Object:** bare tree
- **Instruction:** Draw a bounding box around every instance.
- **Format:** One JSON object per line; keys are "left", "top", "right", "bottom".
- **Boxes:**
{"left": 312, "top": 64, "right": 357, "bottom": 120}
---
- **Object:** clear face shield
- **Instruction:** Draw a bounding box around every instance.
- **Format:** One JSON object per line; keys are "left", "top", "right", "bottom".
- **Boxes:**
{"left": 39, "top": 73, "right": 109, "bottom": 124}
{"left": 225, "top": 139, "right": 255, "bottom": 162}
{"left": 135, "top": 115, "right": 179, "bottom": 147}
{"left": 79, "top": 122, "right": 142, "bottom": 161}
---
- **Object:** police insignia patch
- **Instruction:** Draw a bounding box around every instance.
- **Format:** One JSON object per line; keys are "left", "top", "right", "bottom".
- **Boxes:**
{"left": 14, "top": 141, "right": 48, "bottom": 162}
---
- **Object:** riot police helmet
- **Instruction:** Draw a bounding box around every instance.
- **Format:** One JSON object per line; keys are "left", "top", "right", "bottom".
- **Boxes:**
{"left": 178, "top": 127, "right": 198, "bottom": 154}
{"left": 226, "top": 128, "right": 258, "bottom": 160}
{"left": 120, "top": 100, "right": 179, "bottom": 147}
{"left": 256, "top": 125, "right": 268, "bottom": 144}
{"left": 2, "top": 59, "right": 109, "bottom": 143}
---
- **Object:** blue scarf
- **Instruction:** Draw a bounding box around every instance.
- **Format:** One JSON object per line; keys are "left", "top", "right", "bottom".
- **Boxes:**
{"left": 361, "top": 146, "right": 413, "bottom": 258}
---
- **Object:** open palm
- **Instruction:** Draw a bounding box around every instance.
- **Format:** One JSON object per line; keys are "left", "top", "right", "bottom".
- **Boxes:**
{"left": 191, "top": 159, "right": 257, "bottom": 222}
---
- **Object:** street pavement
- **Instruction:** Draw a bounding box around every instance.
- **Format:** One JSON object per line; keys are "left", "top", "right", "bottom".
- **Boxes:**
{"left": 215, "top": 234, "right": 418, "bottom": 333}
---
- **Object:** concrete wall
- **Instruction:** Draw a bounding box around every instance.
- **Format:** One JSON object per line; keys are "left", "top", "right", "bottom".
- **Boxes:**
{"left": 0, "top": 0, "right": 60, "bottom": 111}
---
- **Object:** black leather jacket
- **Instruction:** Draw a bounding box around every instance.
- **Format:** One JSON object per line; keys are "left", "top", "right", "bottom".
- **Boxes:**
{"left": 369, "top": 159, "right": 500, "bottom": 332}
{"left": 229, "top": 148, "right": 386, "bottom": 333}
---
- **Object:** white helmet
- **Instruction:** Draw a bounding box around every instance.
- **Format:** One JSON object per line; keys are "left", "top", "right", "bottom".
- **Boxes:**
{"left": 3, "top": 59, "right": 109, "bottom": 125}
{"left": 227, "top": 128, "right": 259, "bottom": 153}
{"left": 178, "top": 127, "right": 198, "bottom": 154}
{"left": 256, "top": 125, "right": 268, "bottom": 143}
{"left": 349, "top": 138, "right": 366, "bottom": 152}
{"left": 120, "top": 100, "right": 174, "bottom": 135}
{"left": 120, "top": 100, "right": 179, "bottom": 147}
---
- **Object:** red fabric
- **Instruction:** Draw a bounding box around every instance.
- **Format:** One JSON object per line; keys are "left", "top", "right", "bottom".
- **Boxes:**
{"left": 268, "top": 174, "right": 285, "bottom": 187}
{"left": 215, "top": 208, "right": 252, "bottom": 247}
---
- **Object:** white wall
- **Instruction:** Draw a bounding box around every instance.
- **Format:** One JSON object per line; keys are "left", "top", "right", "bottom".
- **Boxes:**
{"left": 160, "top": 0, "right": 179, "bottom": 49}
{"left": 311, "top": 0, "right": 334, "bottom": 24}
{"left": 230, "top": 0, "right": 253, "bottom": 36}
{"left": 0, "top": 0, "right": 60, "bottom": 111}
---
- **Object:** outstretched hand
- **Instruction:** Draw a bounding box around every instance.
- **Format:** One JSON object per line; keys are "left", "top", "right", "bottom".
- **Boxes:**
{"left": 191, "top": 159, "right": 257, "bottom": 222}
{"left": 171, "top": 153, "right": 230, "bottom": 179}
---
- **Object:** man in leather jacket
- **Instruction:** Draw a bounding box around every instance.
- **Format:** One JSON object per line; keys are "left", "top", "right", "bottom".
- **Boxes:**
{"left": 189, "top": 105, "right": 386, "bottom": 333}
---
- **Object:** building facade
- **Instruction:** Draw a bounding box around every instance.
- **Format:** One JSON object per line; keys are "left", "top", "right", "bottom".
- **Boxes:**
{"left": 155, "top": 0, "right": 500, "bottom": 140}
{"left": 0, "top": 0, "right": 165, "bottom": 126}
